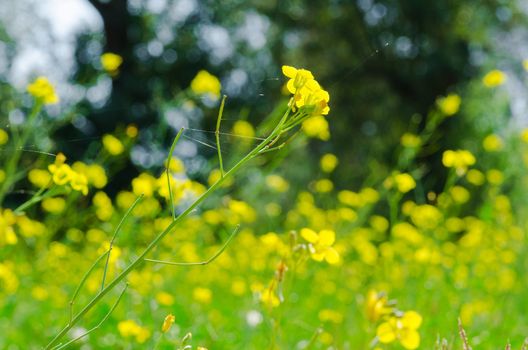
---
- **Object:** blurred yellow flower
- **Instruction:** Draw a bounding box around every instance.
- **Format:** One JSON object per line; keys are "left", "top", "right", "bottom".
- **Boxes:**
{"left": 302, "top": 115, "right": 330, "bottom": 140}
{"left": 102, "top": 134, "right": 124, "bottom": 156}
{"left": 161, "top": 313, "right": 176, "bottom": 333}
{"left": 41, "top": 197, "right": 66, "bottom": 214}
{"left": 190, "top": 70, "right": 221, "bottom": 99}
{"left": 28, "top": 169, "right": 52, "bottom": 188}
{"left": 523, "top": 59, "right": 528, "bottom": 72}
{"left": 436, "top": 93, "right": 461, "bottom": 116}
{"left": 366, "top": 290, "right": 393, "bottom": 322}
{"left": 442, "top": 149, "right": 475, "bottom": 175}
{"left": 0, "top": 128, "right": 8, "bottom": 145}
{"left": 466, "top": 169, "right": 485, "bottom": 186}
{"left": 300, "top": 228, "right": 340, "bottom": 264}
{"left": 193, "top": 287, "right": 212, "bottom": 304}
{"left": 126, "top": 124, "right": 138, "bottom": 138}
{"left": 100, "top": 52, "right": 123, "bottom": 74}
{"left": 314, "top": 179, "right": 334, "bottom": 193}
{"left": 266, "top": 174, "right": 289, "bottom": 193}
{"left": 394, "top": 173, "right": 416, "bottom": 193}
{"left": 482, "top": 134, "right": 503, "bottom": 152}
{"left": 482, "top": 69, "right": 506, "bottom": 87}
{"left": 400, "top": 133, "right": 421, "bottom": 148}
{"left": 376, "top": 311, "right": 422, "bottom": 349}
{"left": 27, "top": 76, "right": 59, "bottom": 105}
{"left": 156, "top": 291, "right": 174, "bottom": 306}
{"left": 118, "top": 319, "right": 151, "bottom": 343}
{"left": 232, "top": 120, "right": 255, "bottom": 139}
{"left": 320, "top": 153, "right": 338, "bottom": 173}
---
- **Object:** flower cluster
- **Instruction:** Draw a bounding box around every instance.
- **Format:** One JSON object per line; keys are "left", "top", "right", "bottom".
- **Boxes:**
{"left": 47, "top": 153, "right": 89, "bottom": 195}
{"left": 26, "top": 76, "right": 59, "bottom": 105}
{"left": 367, "top": 290, "right": 422, "bottom": 350}
{"left": 282, "top": 65, "right": 330, "bottom": 118}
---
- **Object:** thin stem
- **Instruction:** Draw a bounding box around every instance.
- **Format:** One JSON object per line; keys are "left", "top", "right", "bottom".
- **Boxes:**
{"left": 166, "top": 128, "right": 185, "bottom": 220}
{"left": 69, "top": 251, "right": 110, "bottom": 325}
{"left": 45, "top": 104, "right": 292, "bottom": 349}
{"left": 56, "top": 284, "right": 128, "bottom": 350}
{"left": 145, "top": 225, "right": 239, "bottom": 266}
{"left": 215, "top": 95, "right": 227, "bottom": 177}
{"left": 101, "top": 195, "right": 144, "bottom": 291}
{"left": 0, "top": 102, "right": 42, "bottom": 205}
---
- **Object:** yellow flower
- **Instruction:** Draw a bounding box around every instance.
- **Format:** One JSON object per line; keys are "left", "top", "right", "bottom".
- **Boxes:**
{"left": 376, "top": 311, "right": 422, "bottom": 350}
{"left": 156, "top": 291, "right": 174, "bottom": 306}
{"left": 102, "top": 134, "right": 124, "bottom": 156}
{"left": 266, "top": 175, "right": 289, "bottom": 193}
{"left": 482, "top": 69, "right": 506, "bottom": 87}
{"left": 41, "top": 197, "right": 66, "bottom": 214}
{"left": 302, "top": 115, "right": 330, "bottom": 140}
{"left": 442, "top": 149, "right": 476, "bottom": 175}
{"left": 132, "top": 173, "right": 157, "bottom": 197}
{"left": 100, "top": 53, "right": 123, "bottom": 74}
{"left": 393, "top": 173, "right": 416, "bottom": 193}
{"left": 161, "top": 313, "right": 176, "bottom": 333}
{"left": 282, "top": 65, "right": 314, "bottom": 94}
{"left": 232, "top": 120, "right": 255, "bottom": 139}
{"left": 523, "top": 59, "right": 528, "bottom": 72}
{"left": 118, "top": 319, "right": 151, "bottom": 343}
{"left": 436, "top": 93, "right": 461, "bottom": 116}
{"left": 70, "top": 173, "right": 89, "bottom": 195}
{"left": 193, "top": 287, "right": 212, "bottom": 304}
{"left": 260, "top": 287, "right": 281, "bottom": 308}
{"left": 0, "top": 128, "right": 8, "bottom": 145}
{"left": 190, "top": 70, "right": 221, "bottom": 99}
{"left": 320, "top": 153, "right": 338, "bottom": 173}
{"left": 27, "top": 76, "right": 59, "bottom": 105}
{"left": 300, "top": 228, "right": 340, "bottom": 264}
{"left": 282, "top": 65, "right": 330, "bottom": 117}
{"left": 48, "top": 163, "right": 74, "bottom": 186}
{"left": 314, "top": 178, "right": 333, "bottom": 193}
{"left": 400, "top": 133, "right": 421, "bottom": 148}
{"left": 28, "top": 169, "right": 52, "bottom": 188}
{"left": 482, "top": 134, "right": 503, "bottom": 152}
{"left": 366, "top": 290, "right": 393, "bottom": 322}
{"left": 466, "top": 169, "right": 485, "bottom": 186}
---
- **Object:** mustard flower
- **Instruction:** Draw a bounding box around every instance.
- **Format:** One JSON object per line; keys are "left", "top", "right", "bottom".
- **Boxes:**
{"left": 436, "top": 93, "right": 461, "bottom": 116}
{"left": 190, "top": 70, "right": 221, "bottom": 99}
{"left": 300, "top": 228, "right": 340, "bottom": 264}
{"left": 482, "top": 69, "right": 506, "bottom": 87}
{"left": 161, "top": 313, "right": 176, "bottom": 333}
{"left": 393, "top": 173, "right": 416, "bottom": 193}
{"left": 282, "top": 65, "right": 314, "bottom": 94}
{"left": 102, "top": 134, "right": 124, "bottom": 156}
{"left": 442, "top": 149, "right": 476, "bottom": 175}
{"left": 320, "top": 153, "right": 338, "bottom": 173}
{"left": 27, "top": 76, "right": 59, "bottom": 105}
{"left": 0, "top": 128, "right": 8, "bottom": 145}
{"left": 376, "top": 311, "right": 422, "bottom": 349}
{"left": 366, "top": 290, "right": 393, "bottom": 322}
{"left": 101, "top": 52, "right": 123, "bottom": 74}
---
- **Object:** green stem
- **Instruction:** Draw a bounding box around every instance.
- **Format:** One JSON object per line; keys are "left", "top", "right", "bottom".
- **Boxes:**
{"left": 44, "top": 105, "right": 292, "bottom": 349}
{"left": 0, "top": 102, "right": 42, "bottom": 205}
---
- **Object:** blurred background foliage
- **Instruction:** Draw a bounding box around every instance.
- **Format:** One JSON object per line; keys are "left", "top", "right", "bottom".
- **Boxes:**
{"left": 0, "top": 0, "right": 526, "bottom": 199}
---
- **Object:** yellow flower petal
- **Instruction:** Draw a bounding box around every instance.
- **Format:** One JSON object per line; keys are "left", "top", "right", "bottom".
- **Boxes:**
{"left": 324, "top": 248, "right": 340, "bottom": 264}
{"left": 402, "top": 311, "right": 422, "bottom": 329}
{"left": 318, "top": 229, "right": 335, "bottom": 246}
{"left": 399, "top": 329, "right": 420, "bottom": 350}
{"left": 282, "top": 65, "right": 297, "bottom": 78}
{"left": 377, "top": 322, "right": 396, "bottom": 343}
{"left": 300, "top": 228, "right": 319, "bottom": 243}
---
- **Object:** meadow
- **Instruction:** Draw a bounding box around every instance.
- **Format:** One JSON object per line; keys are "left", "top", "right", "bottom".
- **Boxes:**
{"left": 1, "top": 61, "right": 528, "bottom": 350}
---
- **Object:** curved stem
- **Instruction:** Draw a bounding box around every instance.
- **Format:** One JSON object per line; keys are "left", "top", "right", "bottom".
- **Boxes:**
{"left": 45, "top": 105, "right": 293, "bottom": 349}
